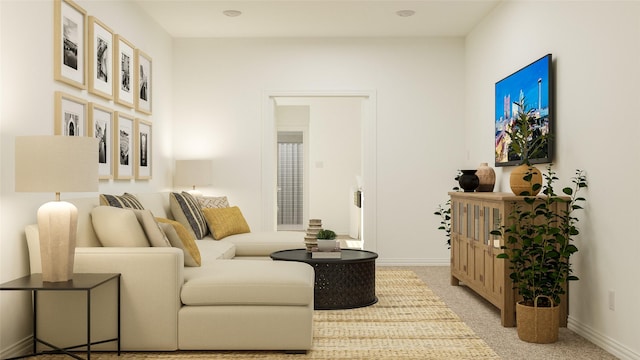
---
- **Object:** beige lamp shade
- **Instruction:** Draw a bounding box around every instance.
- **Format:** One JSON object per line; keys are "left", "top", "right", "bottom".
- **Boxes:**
{"left": 174, "top": 159, "right": 212, "bottom": 189}
{"left": 15, "top": 135, "right": 98, "bottom": 282}
{"left": 15, "top": 136, "right": 99, "bottom": 194}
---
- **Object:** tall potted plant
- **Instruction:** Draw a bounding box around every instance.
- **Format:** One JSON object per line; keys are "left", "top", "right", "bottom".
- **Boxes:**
{"left": 505, "top": 99, "right": 551, "bottom": 195}
{"left": 492, "top": 166, "right": 587, "bottom": 343}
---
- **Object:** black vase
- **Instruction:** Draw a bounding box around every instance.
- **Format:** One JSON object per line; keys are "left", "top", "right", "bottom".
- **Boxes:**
{"left": 458, "top": 170, "right": 480, "bottom": 192}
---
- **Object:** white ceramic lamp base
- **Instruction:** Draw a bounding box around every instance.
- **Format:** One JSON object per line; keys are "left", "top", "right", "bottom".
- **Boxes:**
{"left": 37, "top": 201, "right": 78, "bottom": 282}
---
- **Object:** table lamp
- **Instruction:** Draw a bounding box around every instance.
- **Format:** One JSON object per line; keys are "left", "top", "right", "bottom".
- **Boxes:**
{"left": 15, "top": 136, "right": 98, "bottom": 282}
{"left": 174, "top": 159, "right": 212, "bottom": 197}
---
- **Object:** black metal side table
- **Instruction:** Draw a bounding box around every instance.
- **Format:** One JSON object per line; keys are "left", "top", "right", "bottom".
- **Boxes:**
{"left": 0, "top": 273, "right": 121, "bottom": 360}
{"left": 270, "top": 249, "right": 378, "bottom": 310}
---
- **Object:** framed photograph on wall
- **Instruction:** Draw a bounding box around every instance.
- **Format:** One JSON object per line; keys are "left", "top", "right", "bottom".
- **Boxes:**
{"left": 135, "top": 49, "right": 152, "bottom": 115}
{"left": 88, "top": 16, "right": 113, "bottom": 100}
{"left": 54, "top": 91, "right": 88, "bottom": 136}
{"left": 135, "top": 118, "right": 152, "bottom": 180}
{"left": 114, "top": 35, "right": 135, "bottom": 108}
{"left": 114, "top": 112, "right": 135, "bottom": 180}
{"left": 54, "top": 0, "right": 87, "bottom": 89}
{"left": 89, "top": 103, "right": 114, "bottom": 179}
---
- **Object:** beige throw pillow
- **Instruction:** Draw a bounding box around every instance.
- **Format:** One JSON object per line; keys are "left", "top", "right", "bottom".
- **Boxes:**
{"left": 91, "top": 206, "right": 150, "bottom": 247}
{"left": 132, "top": 209, "right": 170, "bottom": 247}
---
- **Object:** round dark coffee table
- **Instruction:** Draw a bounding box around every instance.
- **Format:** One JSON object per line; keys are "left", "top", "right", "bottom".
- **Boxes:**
{"left": 270, "top": 248, "right": 378, "bottom": 310}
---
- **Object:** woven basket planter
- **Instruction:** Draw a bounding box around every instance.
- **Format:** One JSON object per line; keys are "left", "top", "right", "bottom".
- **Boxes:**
{"left": 516, "top": 296, "right": 559, "bottom": 343}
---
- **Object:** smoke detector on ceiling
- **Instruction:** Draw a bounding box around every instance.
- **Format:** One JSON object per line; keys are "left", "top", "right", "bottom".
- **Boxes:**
{"left": 223, "top": 10, "right": 242, "bottom": 17}
{"left": 396, "top": 10, "right": 416, "bottom": 17}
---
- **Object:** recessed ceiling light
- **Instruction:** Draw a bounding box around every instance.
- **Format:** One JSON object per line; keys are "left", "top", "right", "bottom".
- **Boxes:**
{"left": 396, "top": 9, "right": 416, "bottom": 17}
{"left": 223, "top": 10, "right": 242, "bottom": 17}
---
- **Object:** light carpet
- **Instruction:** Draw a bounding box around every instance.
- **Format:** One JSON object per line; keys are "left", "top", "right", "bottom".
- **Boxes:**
{"left": 34, "top": 269, "right": 499, "bottom": 359}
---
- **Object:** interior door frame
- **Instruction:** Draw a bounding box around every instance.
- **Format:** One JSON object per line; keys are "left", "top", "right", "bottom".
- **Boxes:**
{"left": 261, "top": 90, "right": 377, "bottom": 252}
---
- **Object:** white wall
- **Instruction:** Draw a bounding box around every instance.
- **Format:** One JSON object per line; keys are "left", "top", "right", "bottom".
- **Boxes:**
{"left": 465, "top": 1, "right": 640, "bottom": 359}
{"left": 172, "top": 37, "right": 466, "bottom": 263}
{"left": 307, "top": 97, "right": 361, "bottom": 235}
{"left": 0, "top": 1, "right": 173, "bottom": 356}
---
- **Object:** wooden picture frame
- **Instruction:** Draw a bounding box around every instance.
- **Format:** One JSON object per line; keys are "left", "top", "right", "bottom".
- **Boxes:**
{"left": 89, "top": 103, "right": 114, "bottom": 179}
{"left": 134, "top": 49, "right": 152, "bottom": 115}
{"left": 54, "top": 91, "right": 88, "bottom": 136}
{"left": 114, "top": 35, "right": 135, "bottom": 108}
{"left": 54, "top": 0, "right": 87, "bottom": 89}
{"left": 88, "top": 16, "right": 113, "bottom": 100}
{"left": 135, "top": 118, "right": 152, "bottom": 180}
{"left": 114, "top": 112, "right": 135, "bottom": 180}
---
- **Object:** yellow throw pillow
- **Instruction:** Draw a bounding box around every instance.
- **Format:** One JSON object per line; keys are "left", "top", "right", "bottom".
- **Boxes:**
{"left": 202, "top": 206, "right": 250, "bottom": 240}
{"left": 156, "top": 218, "right": 201, "bottom": 267}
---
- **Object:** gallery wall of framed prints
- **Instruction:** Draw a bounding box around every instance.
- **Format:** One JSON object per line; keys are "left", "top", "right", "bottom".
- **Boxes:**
{"left": 53, "top": 0, "right": 153, "bottom": 181}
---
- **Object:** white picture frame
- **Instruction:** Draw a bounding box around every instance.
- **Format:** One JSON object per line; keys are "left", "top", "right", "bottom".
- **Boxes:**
{"left": 114, "top": 35, "right": 135, "bottom": 108}
{"left": 88, "top": 16, "right": 113, "bottom": 99}
{"left": 114, "top": 111, "right": 135, "bottom": 180}
{"left": 89, "top": 103, "right": 114, "bottom": 179}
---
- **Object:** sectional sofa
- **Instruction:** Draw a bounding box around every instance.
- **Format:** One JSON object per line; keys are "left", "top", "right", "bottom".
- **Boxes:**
{"left": 24, "top": 192, "right": 315, "bottom": 353}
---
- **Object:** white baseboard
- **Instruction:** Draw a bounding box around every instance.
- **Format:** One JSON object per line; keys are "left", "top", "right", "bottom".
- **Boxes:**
{"left": 1, "top": 335, "right": 32, "bottom": 359}
{"left": 377, "top": 258, "right": 450, "bottom": 266}
{"left": 569, "top": 316, "right": 640, "bottom": 360}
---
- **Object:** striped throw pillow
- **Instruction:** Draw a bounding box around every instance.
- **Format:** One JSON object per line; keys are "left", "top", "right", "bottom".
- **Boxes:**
{"left": 169, "top": 192, "right": 209, "bottom": 239}
{"left": 100, "top": 193, "right": 145, "bottom": 210}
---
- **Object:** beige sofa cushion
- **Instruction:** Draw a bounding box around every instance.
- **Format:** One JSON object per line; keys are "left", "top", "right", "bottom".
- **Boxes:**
{"left": 181, "top": 260, "right": 314, "bottom": 306}
{"left": 222, "top": 231, "right": 304, "bottom": 257}
{"left": 195, "top": 239, "right": 236, "bottom": 261}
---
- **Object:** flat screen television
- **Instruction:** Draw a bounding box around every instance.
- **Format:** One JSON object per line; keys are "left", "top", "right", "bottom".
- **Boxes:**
{"left": 495, "top": 54, "right": 553, "bottom": 167}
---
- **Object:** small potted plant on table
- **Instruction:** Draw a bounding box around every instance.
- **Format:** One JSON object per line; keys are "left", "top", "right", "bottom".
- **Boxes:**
{"left": 316, "top": 229, "right": 337, "bottom": 252}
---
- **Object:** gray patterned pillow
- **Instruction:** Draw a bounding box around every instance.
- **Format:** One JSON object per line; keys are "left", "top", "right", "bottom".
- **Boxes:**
{"left": 198, "top": 196, "right": 230, "bottom": 209}
{"left": 99, "top": 193, "right": 144, "bottom": 210}
{"left": 169, "top": 192, "right": 209, "bottom": 239}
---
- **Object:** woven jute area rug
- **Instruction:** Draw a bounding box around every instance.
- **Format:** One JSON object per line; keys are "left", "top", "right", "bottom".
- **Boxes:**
{"left": 36, "top": 269, "right": 499, "bottom": 359}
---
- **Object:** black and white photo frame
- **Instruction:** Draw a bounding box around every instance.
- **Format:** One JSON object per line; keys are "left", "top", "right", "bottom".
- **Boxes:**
{"left": 135, "top": 118, "right": 152, "bottom": 180}
{"left": 88, "top": 16, "right": 113, "bottom": 100}
{"left": 89, "top": 103, "right": 114, "bottom": 179}
{"left": 54, "top": 91, "right": 88, "bottom": 136}
{"left": 114, "top": 35, "right": 135, "bottom": 108}
{"left": 135, "top": 49, "right": 152, "bottom": 114}
{"left": 54, "top": 0, "right": 87, "bottom": 89}
{"left": 114, "top": 111, "right": 135, "bottom": 180}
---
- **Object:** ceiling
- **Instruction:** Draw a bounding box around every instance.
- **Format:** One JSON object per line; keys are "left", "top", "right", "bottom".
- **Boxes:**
{"left": 134, "top": 0, "right": 503, "bottom": 38}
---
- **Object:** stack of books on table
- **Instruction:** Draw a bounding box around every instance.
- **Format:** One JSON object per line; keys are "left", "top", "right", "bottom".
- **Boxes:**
{"left": 311, "top": 249, "right": 342, "bottom": 259}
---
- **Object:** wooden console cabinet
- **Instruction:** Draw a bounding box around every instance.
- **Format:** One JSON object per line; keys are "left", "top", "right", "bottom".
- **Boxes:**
{"left": 449, "top": 192, "right": 568, "bottom": 327}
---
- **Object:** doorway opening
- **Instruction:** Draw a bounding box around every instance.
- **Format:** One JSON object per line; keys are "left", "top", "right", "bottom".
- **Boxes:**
{"left": 277, "top": 131, "right": 304, "bottom": 231}
{"left": 261, "top": 90, "right": 378, "bottom": 252}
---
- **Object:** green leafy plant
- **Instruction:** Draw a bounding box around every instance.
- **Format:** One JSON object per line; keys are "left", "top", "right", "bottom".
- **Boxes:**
{"left": 316, "top": 229, "right": 336, "bottom": 240}
{"left": 434, "top": 201, "right": 452, "bottom": 248}
{"left": 504, "top": 99, "right": 551, "bottom": 166}
{"left": 434, "top": 172, "right": 461, "bottom": 248}
{"left": 492, "top": 166, "right": 587, "bottom": 307}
